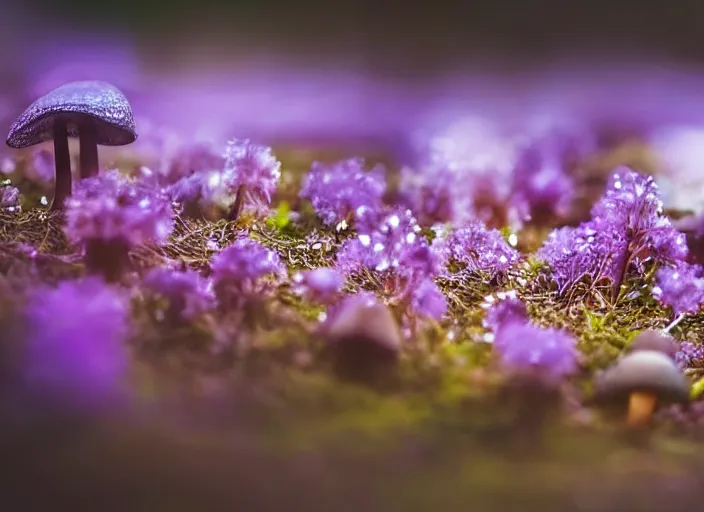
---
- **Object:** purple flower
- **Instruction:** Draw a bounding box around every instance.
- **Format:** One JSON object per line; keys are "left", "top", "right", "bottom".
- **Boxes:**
{"left": 1, "top": 185, "right": 20, "bottom": 211}
{"left": 165, "top": 168, "right": 232, "bottom": 215}
{"left": 537, "top": 168, "right": 690, "bottom": 295}
{"left": 433, "top": 222, "right": 520, "bottom": 278}
{"left": 143, "top": 266, "right": 215, "bottom": 321}
{"left": 397, "top": 165, "right": 456, "bottom": 226}
{"left": 536, "top": 221, "right": 627, "bottom": 295}
{"left": 591, "top": 168, "right": 689, "bottom": 267}
{"left": 406, "top": 117, "right": 520, "bottom": 228}
{"left": 211, "top": 238, "right": 285, "bottom": 308}
{"left": 164, "top": 142, "right": 225, "bottom": 184}
{"left": 676, "top": 341, "right": 704, "bottom": 369}
{"left": 299, "top": 158, "right": 386, "bottom": 226}
{"left": 652, "top": 261, "right": 704, "bottom": 316}
{"left": 482, "top": 292, "right": 529, "bottom": 335}
{"left": 494, "top": 321, "right": 579, "bottom": 380}
{"left": 511, "top": 134, "right": 576, "bottom": 224}
{"left": 22, "top": 277, "right": 131, "bottom": 408}
{"left": 26, "top": 148, "right": 55, "bottom": 184}
{"left": 336, "top": 208, "right": 447, "bottom": 319}
{"left": 292, "top": 267, "right": 344, "bottom": 304}
{"left": 410, "top": 278, "right": 447, "bottom": 320}
{"left": 64, "top": 170, "right": 175, "bottom": 247}
{"left": 222, "top": 139, "right": 281, "bottom": 219}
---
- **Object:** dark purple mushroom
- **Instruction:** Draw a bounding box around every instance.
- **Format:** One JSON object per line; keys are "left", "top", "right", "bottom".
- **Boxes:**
{"left": 5, "top": 81, "right": 136, "bottom": 210}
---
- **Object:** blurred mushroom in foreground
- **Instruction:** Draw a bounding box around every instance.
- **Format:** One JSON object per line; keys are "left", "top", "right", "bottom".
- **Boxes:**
{"left": 324, "top": 293, "right": 401, "bottom": 383}
{"left": 594, "top": 350, "right": 689, "bottom": 427}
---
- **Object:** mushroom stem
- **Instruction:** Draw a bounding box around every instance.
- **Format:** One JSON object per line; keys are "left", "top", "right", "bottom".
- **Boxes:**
{"left": 227, "top": 184, "right": 246, "bottom": 221}
{"left": 51, "top": 119, "right": 72, "bottom": 211}
{"left": 663, "top": 313, "right": 686, "bottom": 334}
{"left": 626, "top": 391, "right": 657, "bottom": 427}
{"left": 78, "top": 121, "right": 99, "bottom": 179}
{"left": 85, "top": 239, "right": 132, "bottom": 282}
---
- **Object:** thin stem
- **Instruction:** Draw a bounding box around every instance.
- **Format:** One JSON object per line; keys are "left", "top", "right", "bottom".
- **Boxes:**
{"left": 663, "top": 313, "right": 686, "bottom": 334}
{"left": 78, "top": 120, "right": 99, "bottom": 179}
{"left": 50, "top": 119, "right": 72, "bottom": 211}
{"left": 227, "top": 184, "right": 246, "bottom": 221}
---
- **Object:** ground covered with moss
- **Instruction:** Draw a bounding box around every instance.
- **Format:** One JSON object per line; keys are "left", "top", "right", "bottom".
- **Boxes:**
{"left": 1, "top": 140, "right": 704, "bottom": 512}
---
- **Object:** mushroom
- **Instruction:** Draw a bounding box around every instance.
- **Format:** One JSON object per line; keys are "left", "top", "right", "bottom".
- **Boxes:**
{"left": 594, "top": 350, "right": 689, "bottom": 427}
{"left": 5, "top": 81, "right": 137, "bottom": 210}
{"left": 325, "top": 294, "right": 401, "bottom": 382}
{"left": 626, "top": 329, "right": 678, "bottom": 360}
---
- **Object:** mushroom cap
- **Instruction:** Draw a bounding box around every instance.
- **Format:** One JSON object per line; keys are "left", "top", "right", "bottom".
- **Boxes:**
{"left": 627, "top": 329, "right": 678, "bottom": 359}
{"left": 6, "top": 80, "right": 137, "bottom": 149}
{"left": 326, "top": 294, "right": 401, "bottom": 355}
{"left": 594, "top": 350, "right": 690, "bottom": 405}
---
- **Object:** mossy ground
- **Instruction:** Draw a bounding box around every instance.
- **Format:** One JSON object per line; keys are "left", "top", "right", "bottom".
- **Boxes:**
{"left": 1, "top": 141, "right": 704, "bottom": 510}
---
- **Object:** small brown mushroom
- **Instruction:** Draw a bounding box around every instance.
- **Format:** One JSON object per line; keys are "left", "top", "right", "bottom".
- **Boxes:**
{"left": 594, "top": 350, "right": 689, "bottom": 427}
{"left": 325, "top": 294, "right": 401, "bottom": 382}
{"left": 626, "top": 329, "right": 678, "bottom": 360}
{"left": 5, "top": 81, "right": 137, "bottom": 210}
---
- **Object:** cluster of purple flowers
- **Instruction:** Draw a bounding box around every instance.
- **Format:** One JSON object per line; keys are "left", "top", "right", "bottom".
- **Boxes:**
{"left": 22, "top": 277, "right": 132, "bottom": 408}
{"left": 8, "top": 95, "right": 704, "bottom": 418}
{"left": 153, "top": 138, "right": 281, "bottom": 219}
{"left": 299, "top": 158, "right": 386, "bottom": 227}
{"left": 221, "top": 138, "right": 282, "bottom": 218}
{"left": 1, "top": 184, "right": 20, "bottom": 212}
{"left": 400, "top": 119, "right": 585, "bottom": 229}
{"left": 653, "top": 262, "right": 704, "bottom": 316}
{"left": 292, "top": 267, "right": 345, "bottom": 304}
{"left": 143, "top": 265, "right": 215, "bottom": 321}
{"left": 538, "top": 167, "right": 689, "bottom": 295}
{"left": 336, "top": 208, "right": 447, "bottom": 321}
{"left": 433, "top": 221, "right": 521, "bottom": 279}
{"left": 210, "top": 237, "right": 285, "bottom": 309}
{"left": 483, "top": 293, "right": 579, "bottom": 380}
{"left": 64, "top": 169, "right": 175, "bottom": 248}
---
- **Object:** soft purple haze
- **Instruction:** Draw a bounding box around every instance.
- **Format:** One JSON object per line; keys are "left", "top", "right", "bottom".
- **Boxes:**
{"left": 6, "top": 33, "right": 704, "bottom": 215}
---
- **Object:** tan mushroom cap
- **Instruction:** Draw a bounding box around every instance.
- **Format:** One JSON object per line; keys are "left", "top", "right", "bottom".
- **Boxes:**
{"left": 594, "top": 350, "right": 690, "bottom": 405}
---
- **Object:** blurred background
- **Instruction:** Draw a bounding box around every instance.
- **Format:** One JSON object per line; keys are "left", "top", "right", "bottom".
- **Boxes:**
{"left": 0, "top": 1, "right": 700, "bottom": 145}
{"left": 2, "top": 2, "right": 704, "bottom": 173}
